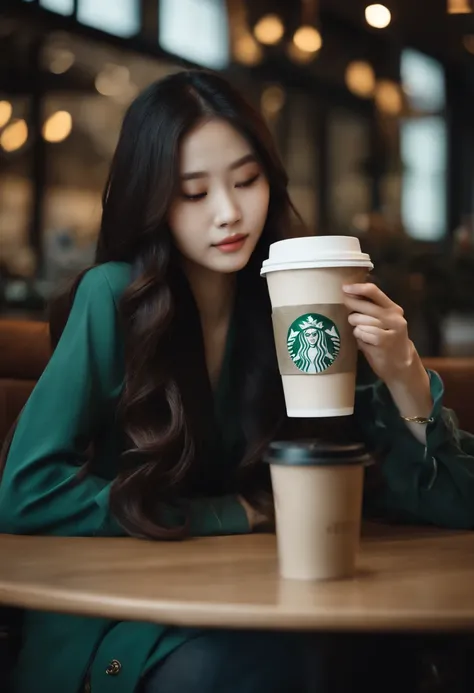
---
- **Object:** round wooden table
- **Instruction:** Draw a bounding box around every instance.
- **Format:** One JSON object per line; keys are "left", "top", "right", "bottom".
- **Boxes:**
{"left": 1, "top": 523, "right": 474, "bottom": 632}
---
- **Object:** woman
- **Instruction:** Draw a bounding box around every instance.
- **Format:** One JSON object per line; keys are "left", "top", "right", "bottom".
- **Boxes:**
{"left": 1, "top": 70, "right": 474, "bottom": 693}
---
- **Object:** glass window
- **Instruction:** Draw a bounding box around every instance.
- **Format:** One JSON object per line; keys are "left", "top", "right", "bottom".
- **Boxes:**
{"left": 402, "top": 172, "right": 447, "bottom": 241}
{"left": 78, "top": 0, "right": 140, "bottom": 38}
{"left": 159, "top": 0, "right": 229, "bottom": 69}
{"left": 36, "top": 34, "right": 179, "bottom": 293}
{"left": 401, "top": 50, "right": 447, "bottom": 240}
{"left": 401, "top": 49, "right": 445, "bottom": 114}
{"left": 401, "top": 117, "right": 447, "bottom": 240}
{"left": 22, "top": 0, "right": 74, "bottom": 16}
{"left": 401, "top": 117, "right": 447, "bottom": 173}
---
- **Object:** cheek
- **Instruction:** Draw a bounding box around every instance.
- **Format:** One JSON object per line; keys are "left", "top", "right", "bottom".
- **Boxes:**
{"left": 168, "top": 202, "right": 205, "bottom": 254}
{"left": 254, "top": 182, "right": 270, "bottom": 223}
{"left": 243, "top": 183, "right": 270, "bottom": 238}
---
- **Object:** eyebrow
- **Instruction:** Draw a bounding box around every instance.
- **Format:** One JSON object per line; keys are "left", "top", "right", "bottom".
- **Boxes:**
{"left": 181, "top": 153, "right": 257, "bottom": 181}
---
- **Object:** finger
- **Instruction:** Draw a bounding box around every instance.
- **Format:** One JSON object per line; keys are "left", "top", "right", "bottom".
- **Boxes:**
{"left": 354, "top": 329, "right": 381, "bottom": 347}
{"left": 356, "top": 339, "right": 380, "bottom": 358}
{"left": 349, "top": 308, "right": 405, "bottom": 331}
{"left": 353, "top": 325, "right": 392, "bottom": 346}
{"left": 348, "top": 313, "right": 384, "bottom": 329}
{"left": 343, "top": 282, "right": 398, "bottom": 310}
{"left": 343, "top": 295, "right": 384, "bottom": 320}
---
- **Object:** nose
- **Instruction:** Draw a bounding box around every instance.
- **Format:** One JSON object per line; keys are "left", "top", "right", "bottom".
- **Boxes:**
{"left": 214, "top": 189, "right": 242, "bottom": 229}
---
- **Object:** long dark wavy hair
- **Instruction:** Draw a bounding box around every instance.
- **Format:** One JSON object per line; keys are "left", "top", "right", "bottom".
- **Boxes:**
{"left": 2, "top": 70, "right": 365, "bottom": 538}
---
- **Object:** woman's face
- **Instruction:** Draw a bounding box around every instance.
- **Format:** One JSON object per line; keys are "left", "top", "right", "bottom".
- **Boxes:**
{"left": 168, "top": 118, "right": 270, "bottom": 274}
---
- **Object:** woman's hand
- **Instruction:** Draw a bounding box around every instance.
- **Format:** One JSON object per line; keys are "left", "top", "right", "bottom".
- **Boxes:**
{"left": 343, "top": 282, "right": 415, "bottom": 384}
{"left": 343, "top": 282, "right": 433, "bottom": 444}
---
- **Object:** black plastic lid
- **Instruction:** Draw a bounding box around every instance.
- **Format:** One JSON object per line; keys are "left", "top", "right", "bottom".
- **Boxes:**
{"left": 264, "top": 440, "right": 372, "bottom": 467}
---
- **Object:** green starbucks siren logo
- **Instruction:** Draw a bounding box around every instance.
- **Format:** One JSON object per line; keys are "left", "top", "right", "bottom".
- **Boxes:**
{"left": 287, "top": 313, "right": 341, "bottom": 374}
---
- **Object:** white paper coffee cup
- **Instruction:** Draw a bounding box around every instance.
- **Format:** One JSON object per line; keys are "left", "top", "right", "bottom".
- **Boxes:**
{"left": 261, "top": 236, "right": 373, "bottom": 418}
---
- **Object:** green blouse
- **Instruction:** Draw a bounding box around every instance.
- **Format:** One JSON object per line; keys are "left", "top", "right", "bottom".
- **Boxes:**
{"left": 1, "top": 261, "right": 474, "bottom": 693}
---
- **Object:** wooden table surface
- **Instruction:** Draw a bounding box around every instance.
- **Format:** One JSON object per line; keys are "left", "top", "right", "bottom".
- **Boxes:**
{"left": 1, "top": 524, "right": 474, "bottom": 633}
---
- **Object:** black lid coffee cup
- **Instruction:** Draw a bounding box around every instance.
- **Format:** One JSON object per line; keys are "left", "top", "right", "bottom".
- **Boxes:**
{"left": 264, "top": 440, "right": 372, "bottom": 467}
{"left": 266, "top": 439, "right": 369, "bottom": 581}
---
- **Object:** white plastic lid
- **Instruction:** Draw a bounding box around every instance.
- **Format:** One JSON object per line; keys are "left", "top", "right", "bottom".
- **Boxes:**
{"left": 261, "top": 236, "right": 373, "bottom": 275}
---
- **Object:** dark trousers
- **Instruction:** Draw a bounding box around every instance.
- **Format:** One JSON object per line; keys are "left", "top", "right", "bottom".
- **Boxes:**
{"left": 141, "top": 629, "right": 418, "bottom": 693}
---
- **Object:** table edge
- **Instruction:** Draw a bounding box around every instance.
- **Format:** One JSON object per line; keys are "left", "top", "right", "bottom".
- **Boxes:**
{"left": 2, "top": 583, "right": 474, "bottom": 633}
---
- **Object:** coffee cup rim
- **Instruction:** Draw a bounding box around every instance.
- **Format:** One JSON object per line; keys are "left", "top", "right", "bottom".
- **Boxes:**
{"left": 260, "top": 257, "right": 374, "bottom": 275}
{"left": 264, "top": 440, "right": 373, "bottom": 467}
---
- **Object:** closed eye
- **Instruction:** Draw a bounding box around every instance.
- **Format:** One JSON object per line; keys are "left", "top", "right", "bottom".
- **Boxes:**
{"left": 182, "top": 192, "right": 207, "bottom": 202}
{"left": 236, "top": 173, "right": 261, "bottom": 189}
{"left": 181, "top": 173, "right": 261, "bottom": 202}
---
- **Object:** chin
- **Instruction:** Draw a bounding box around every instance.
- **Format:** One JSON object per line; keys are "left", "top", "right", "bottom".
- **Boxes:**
{"left": 213, "top": 250, "right": 253, "bottom": 274}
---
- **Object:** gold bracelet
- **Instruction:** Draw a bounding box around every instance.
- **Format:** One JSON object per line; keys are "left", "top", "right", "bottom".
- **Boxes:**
{"left": 400, "top": 415, "right": 434, "bottom": 425}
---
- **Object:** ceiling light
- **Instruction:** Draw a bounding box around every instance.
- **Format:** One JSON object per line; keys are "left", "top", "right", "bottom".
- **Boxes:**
{"left": 448, "top": 0, "right": 473, "bottom": 14}
{"left": 287, "top": 42, "right": 317, "bottom": 64}
{"left": 365, "top": 4, "right": 392, "bottom": 29}
{"left": 374, "top": 80, "right": 403, "bottom": 115}
{"left": 293, "top": 26, "right": 322, "bottom": 53}
{"left": 261, "top": 85, "right": 286, "bottom": 118}
{"left": 0, "top": 119, "right": 28, "bottom": 152}
{"left": 254, "top": 14, "right": 285, "bottom": 46}
{"left": 345, "top": 61, "right": 376, "bottom": 98}
{"left": 95, "top": 64, "right": 131, "bottom": 97}
{"left": 49, "top": 48, "right": 75, "bottom": 74}
{"left": 43, "top": 111, "right": 73, "bottom": 143}
{"left": 0, "top": 100, "right": 12, "bottom": 128}
{"left": 235, "top": 33, "right": 263, "bottom": 65}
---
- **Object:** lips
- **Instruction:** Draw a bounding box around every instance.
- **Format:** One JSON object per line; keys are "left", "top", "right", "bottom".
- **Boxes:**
{"left": 214, "top": 234, "right": 248, "bottom": 247}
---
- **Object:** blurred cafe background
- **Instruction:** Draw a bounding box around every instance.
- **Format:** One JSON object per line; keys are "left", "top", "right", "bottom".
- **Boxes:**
{"left": 0, "top": 0, "right": 473, "bottom": 357}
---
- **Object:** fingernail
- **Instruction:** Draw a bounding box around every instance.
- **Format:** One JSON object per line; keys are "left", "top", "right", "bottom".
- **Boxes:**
{"left": 343, "top": 285, "right": 354, "bottom": 292}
